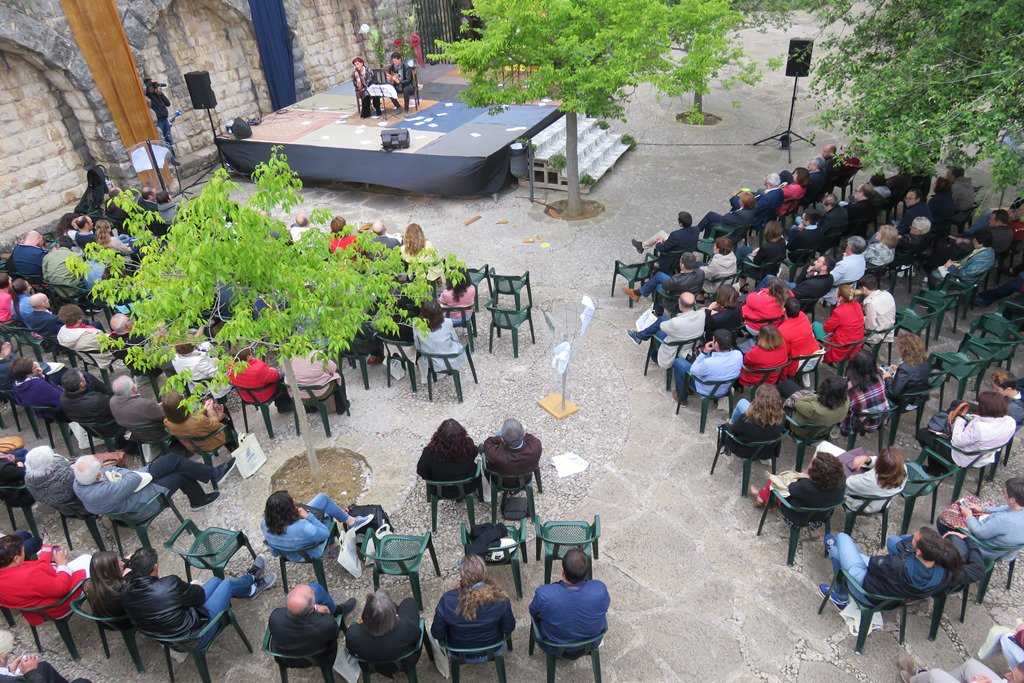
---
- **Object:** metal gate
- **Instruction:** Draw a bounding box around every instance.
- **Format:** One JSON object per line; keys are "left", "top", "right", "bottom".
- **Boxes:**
{"left": 414, "top": 0, "right": 462, "bottom": 63}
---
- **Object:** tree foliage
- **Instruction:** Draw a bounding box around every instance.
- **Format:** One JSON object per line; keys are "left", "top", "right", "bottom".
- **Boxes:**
{"left": 805, "top": 0, "right": 1024, "bottom": 187}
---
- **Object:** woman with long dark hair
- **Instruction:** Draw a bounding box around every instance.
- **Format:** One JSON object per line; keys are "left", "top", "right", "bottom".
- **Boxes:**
{"left": 85, "top": 551, "right": 129, "bottom": 623}
{"left": 416, "top": 418, "right": 479, "bottom": 498}
{"left": 261, "top": 490, "right": 372, "bottom": 562}
{"left": 438, "top": 270, "right": 477, "bottom": 324}
{"left": 430, "top": 555, "right": 515, "bottom": 655}
{"left": 840, "top": 351, "right": 888, "bottom": 437}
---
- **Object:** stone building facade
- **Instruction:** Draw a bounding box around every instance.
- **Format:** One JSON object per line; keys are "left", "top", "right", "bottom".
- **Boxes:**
{"left": 0, "top": 0, "right": 411, "bottom": 239}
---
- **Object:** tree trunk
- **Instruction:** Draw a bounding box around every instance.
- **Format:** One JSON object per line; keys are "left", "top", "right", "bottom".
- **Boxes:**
{"left": 564, "top": 111, "right": 582, "bottom": 217}
{"left": 282, "top": 356, "right": 322, "bottom": 479}
{"left": 692, "top": 91, "right": 703, "bottom": 114}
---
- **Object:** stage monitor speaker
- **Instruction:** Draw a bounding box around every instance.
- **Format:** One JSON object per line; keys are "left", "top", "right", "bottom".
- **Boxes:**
{"left": 184, "top": 71, "right": 217, "bottom": 109}
{"left": 381, "top": 128, "right": 410, "bottom": 152}
{"left": 785, "top": 39, "right": 813, "bottom": 78}
{"left": 230, "top": 117, "right": 252, "bottom": 140}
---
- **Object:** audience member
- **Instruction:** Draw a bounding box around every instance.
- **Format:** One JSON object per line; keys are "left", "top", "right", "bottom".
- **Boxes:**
{"left": 817, "top": 193, "right": 848, "bottom": 237}
{"left": 845, "top": 184, "right": 880, "bottom": 226}
{"left": 804, "top": 158, "right": 827, "bottom": 203}
{"left": 897, "top": 188, "right": 934, "bottom": 235}
{"left": 786, "top": 209, "right": 822, "bottom": 254}
{"left": 917, "top": 392, "right": 1017, "bottom": 472}
{"left": 627, "top": 252, "right": 703, "bottom": 304}
{"left": 93, "top": 219, "right": 132, "bottom": 255}
{"left": 897, "top": 654, "right": 1023, "bottom": 683}
{"left": 345, "top": 590, "right": 423, "bottom": 671}
{"left": 839, "top": 447, "right": 907, "bottom": 512}
{"left": 976, "top": 622, "right": 1024, "bottom": 673}
{"left": 704, "top": 284, "right": 742, "bottom": 336}
{"left": 482, "top": 418, "right": 542, "bottom": 484}
{"left": 673, "top": 329, "right": 743, "bottom": 405}
{"left": 172, "top": 341, "right": 230, "bottom": 399}
{"left": 751, "top": 450, "right": 846, "bottom": 521}
{"left": 898, "top": 216, "right": 932, "bottom": 254}
{"left": 992, "top": 370, "right": 1024, "bottom": 427}
{"left": 11, "top": 358, "right": 62, "bottom": 411}
{"left": 736, "top": 220, "right": 786, "bottom": 274}
{"left": 161, "top": 391, "right": 238, "bottom": 453}
{"left": 328, "top": 216, "right": 356, "bottom": 252}
{"left": 109, "top": 375, "right": 169, "bottom": 443}
{"left": 695, "top": 193, "right": 756, "bottom": 243}
{"left": 9, "top": 231, "right": 47, "bottom": 282}
{"left": 0, "top": 275, "right": 12, "bottom": 325}
{"left": 401, "top": 223, "right": 439, "bottom": 276}
{"left": 726, "top": 384, "right": 786, "bottom": 457}
{"left": 929, "top": 229, "right": 995, "bottom": 287}
{"left": 417, "top": 419, "right": 479, "bottom": 497}
{"left": 883, "top": 333, "right": 931, "bottom": 404}
{"left": 790, "top": 255, "right": 834, "bottom": 302}
{"left": 438, "top": 270, "right": 477, "bottom": 322}
{"left": 777, "top": 167, "right": 809, "bottom": 217}
{"left": 786, "top": 376, "right": 850, "bottom": 437}
{"left": 814, "top": 284, "right": 864, "bottom": 363}
{"left": 414, "top": 300, "right": 467, "bottom": 371}
{"left": 261, "top": 490, "right": 371, "bottom": 561}
{"left": 840, "top": 352, "right": 888, "bottom": 437}
{"left": 11, "top": 279, "right": 32, "bottom": 322}
{"left": 529, "top": 549, "right": 609, "bottom": 652}
{"left": 289, "top": 212, "right": 311, "bottom": 242}
{"left": 741, "top": 278, "right": 789, "bottom": 334}
{"left": 84, "top": 551, "right": 129, "bottom": 624}
{"left": 228, "top": 348, "right": 294, "bottom": 413}
{"left": 869, "top": 173, "right": 892, "bottom": 201}
{"left": 947, "top": 166, "right": 976, "bottom": 215}
{"left": 0, "top": 535, "right": 89, "bottom": 628}
{"left": 729, "top": 173, "right": 784, "bottom": 230}
{"left": 700, "top": 237, "right": 737, "bottom": 294}
{"left": 289, "top": 352, "right": 349, "bottom": 414}
{"left": 268, "top": 583, "right": 356, "bottom": 670}
{"left": 0, "top": 443, "right": 30, "bottom": 512}
{"left": 22, "top": 294, "right": 62, "bottom": 338}
{"left": 56, "top": 304, "right": 113, "bottom": 365}
{"left": 859, "top": 275, "right": 895, "bottom": 343}
{"left": 368, "top": 220, "right": 400, "bottom": 249}
{"left": 825, "top": 237, "right": 867, "bottom": 304}
{"left": 431, "top": 555, "right": 515, "bottom": 654}
{"left": 42, "top": 242, "right": 90, "bottom": 299}
{"left": 23, "top": 446, "right": 89, "bottom": 517}
{"left": 928, "top": 177, "right": 957, "bottom": 228}
{"left": 864, "top": 224, "right": 899, "bottom": 268}
{"left": 739, "top": 325, "right": 788, "bottom": 387}
{"left": 951, "top": 478, "right": 1024, "bottom": 558}
{"left": 777, "top": 301, "right": 819, "bottom": 382}
{"left": 0, "top": 628, "right": 91, "bottom": 683}
{"left": 631, "top": 212, "right": 698, "bottom": 272}
{"left": 59, "top": 370, "right": 116, "bottom": 432}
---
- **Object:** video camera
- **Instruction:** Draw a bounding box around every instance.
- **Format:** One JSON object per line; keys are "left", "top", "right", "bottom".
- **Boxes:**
{"left": 143, "top": 78, "right": 167, "bottom": 88}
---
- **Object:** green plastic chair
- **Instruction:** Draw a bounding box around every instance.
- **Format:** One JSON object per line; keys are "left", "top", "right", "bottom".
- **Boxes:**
{"left": 297, "top": 377, "right": 350, "bottom": 438}
{"left": 894, "top": 306, "right": 942, "bottom": 349}
{"left": 441, "top": 635, "right": 513, "bottom": 683}
{"left": 912, "top": 289, "right": 958, "bottom": 341}
{"left": 960, "top": 312, "right": 1023, "bottom": 371}
{"left": 898, "top": 461, "right": 955, "bottom": 534}
{"left": 784, "top": 415, "right": 835, "bottom": 472}
{"left": 487, "top": 306, "right": 535, "bottom": 359}
{"left": 269, "top": 514, "right": 339, "bottom": 594}
{"left": 340, "top": 350, "right": 372, "bottom": 390}
{"left": 441, "top": 303, "right": 479, "bottom": 352}
{"left": 4, "top": 579, "right": 86, "bottom": 659}
{"left": 610, "top": 259, "right": 653, "bottom": 309}
{"left": 0, "top": 483, "right": 39, "bottom": 537}
{"left": 235, "top": 382, "right": 300, "bottom": 439}
{"left": 937, "top": 271, "right": 986, "bottom": 331}
{"left": 917, "top": 438, "right": 1006, "bottom": 502}
{"left": 109, "top": 489, "right": 185, "bottom": 555}
{"left": 262, "top": 613, "right": 343, "bottom": 682}
{"left": 740, "top": 361, "right": 789, "bottom": 399}
{"left": 790, "top": 350, "right": 824, "bottom": 388}
{"left": 459, "top": 520, "right": 529, "bottom": 600}
{"left": 353, "top": 618, "right": 433, "bottom": 682}
{"left": 484, "top": 464, "right": 540, "bottom": 525}
{"left": 78, "top": 418, "right": 125, "bottom": 454}
{"left": 843, "top": 403, "right": 891, "bottom": 451}
{"left": 957, "top": 534, "right": 1024, "bottom": 622}
{"left": 468, "top": 265, "right": 493, "bottom": 312}
{"left": 71, "top": 594, "right": 145, "bottom": 672}
{"left": 363, "top": 532, "right": 441, "bottom": 609}
{"left": 487, "top": 271, "right": 535, "bottom": 356}
{"left": 528, "top": 621, "right": 604, "bottom": 683}
{"left": 378, "top": 329, "right": 419, "bottom": 392}
{"left": 140, "top": 606, "right": 252, "bottom": 683}
{"left": 23, "top": 405, "right": 75, "bottom": 454}
{"left": 418, "top": 346, "right": 478, "bottom": 402}
{"left": 818, "top": 568, "right": 912, "bottom": 653}
{"left": 756, "top": 489, "right": 839, "bottom": 566}
{"left": 863, "top": 325, "right": 897, "bottom": 365}
{"left": 57, "top": 509, "right": 107, "bottom": 552}
{"left": 818, "top": 337, "right": 863, "bottom": 377}
{"left": 424, "top": 459, "right": 482, "bottom": 530}
{"left": 710, "top": 424, "right": 782, "bottom": 496}
{"left": 164, "top": 518, "right": 257, "bottom": 582}
{"left": 678, "top": 375, "right": 738, "bottom": 434}
{"left": 534, "top": 515, "right": 600, "bottom": 584}
{"left": 842, "top": 492, "right": 899, "bottom": 549}
{"left": 928, "top": 351, "right": 990, "bottom": 405}
{"left": 886, "top": 373, "right": 945, "bottom": 446}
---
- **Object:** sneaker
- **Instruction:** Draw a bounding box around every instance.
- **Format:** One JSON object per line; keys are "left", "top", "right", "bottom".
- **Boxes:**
{"left": 626, "top": 330, "right": 642, "bottom": 346}
{"left": 248, "top": 572, "right": 277, "bottom": 598}
{"left": 334, "top": 597, "right": 357, "bottom": 618}
{"left": 818, "top": 583, "right": 848, "bottom": 610}
{"left": 631, "top": 238, "right": 644, "bottom": 254}
{"left": 246, "top": 554, "right": 267, "bottom": 581}
{"left": 212, "top": 458, "right": 236, "bottom": 486}
{"left": 190, "top": 491, "right": 220, "bottom": 510}
{"left": 348, "top": 514, "right": 374, "bottom": 532}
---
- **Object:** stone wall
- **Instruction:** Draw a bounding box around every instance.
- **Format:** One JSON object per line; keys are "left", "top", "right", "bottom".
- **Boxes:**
{"left": 289, "top": 0, "right": 378, "bottom": 95}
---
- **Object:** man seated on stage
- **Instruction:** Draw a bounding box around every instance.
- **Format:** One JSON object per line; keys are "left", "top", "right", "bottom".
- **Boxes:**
{"left": 386, "top": 52, "right": 415, "bottom": 112}
{"left": 352, "top": 57, "right": 381, "bottom": 118}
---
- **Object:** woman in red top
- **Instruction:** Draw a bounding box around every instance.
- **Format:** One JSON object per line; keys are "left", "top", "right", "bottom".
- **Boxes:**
{"left": 328, "top": 216, "right": 357, "bottom": 252}
{"left": 0, "top": 273, "right": 13, "bottom": 324}
{"left": 741, "top": 278, "right": 790, "bottom": 335}
{"left": 777, "top": 167, "right": 809, "bottom": 217}
{"left": 778, "top": 298, "right": 821, "bottom": 378}
{"left": 814, "top": 284, "right": 865, "bottom": 364}
{"left": 0, "top": 535, "right": 88, "bottom": 626}
{"left": 228, "top": 348, "right": 294, "bottom": 410}
{"left": 739, "top": 325, "right": 789, "bottom": 386}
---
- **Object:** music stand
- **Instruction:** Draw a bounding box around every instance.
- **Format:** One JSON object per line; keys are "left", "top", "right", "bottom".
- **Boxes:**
{"left": 368, "top": 83, "right": 399, "bottom": 120}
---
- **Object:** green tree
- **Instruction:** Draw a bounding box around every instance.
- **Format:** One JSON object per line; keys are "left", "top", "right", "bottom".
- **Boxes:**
{"left": 78, "top": 150, "right": 459, "bottom": 477}
{"left": 435, "top": 0, "right": 746, "bottom": 217}
{"left": 805, "top": 0, "right": 1024, "bottom": 188}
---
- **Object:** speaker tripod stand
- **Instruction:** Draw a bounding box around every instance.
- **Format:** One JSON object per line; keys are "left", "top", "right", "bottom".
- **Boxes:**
{"left": 752, "top": 75, "right": 813, "bottom": 164}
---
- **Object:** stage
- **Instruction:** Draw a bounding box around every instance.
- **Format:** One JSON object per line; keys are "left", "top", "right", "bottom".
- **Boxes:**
{"left": 216, "top": 65, "right": 562, "bottom": 196}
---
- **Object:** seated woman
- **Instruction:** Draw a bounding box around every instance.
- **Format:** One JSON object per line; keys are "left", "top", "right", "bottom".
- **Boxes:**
{"left": 917, "top": 392, "right": 1017, "bottom": 472}
{"left": 777, "top": 167, "right": 809, "bottom": 217}
{"left": 736, "top": 221, "right": 786, "bottom": 280}
{"left": 416, "top": 419, "right": 479, "bottom": 496}
{"left": 819, "top": 527, "right": 961, "bottom": 609}
{"left": 414, "top": 301, "right": 467, "bottom": 372}
{"left": 11, "top": 358, "right": 63, "bottom": 411}
{"left": 863, "top": 224, "right": 900, "bottom": 268}
{"left": 401, "top": 223, "right": 441, "bottom": 281}
{"left": 739, "top": 325, "right": 788, "bottom": 387}
{"left": 56, "top": 304, "right": 114, "bottom": 366}
{"left": 786, "top": 376, "right": 850, "bottom": 438}
{"left": 750, "top": 450, "right": 846, "bottom": 521}
{"left": 897, "top": 216, "right": 932, "bottom": 256}
{"left": 813, "top": 284, "right": 864, "bottom": 364}
{"left": 0, "top": 441, "right": 32, "bottom": 512}
{"left": 162, "top": 391, "right": 238, "bottom": 453}
{"left": 840, "top": 352, "right": 888, "bottom": 438}
{"left": 0, "top": 274, "right": 13, "bottom": 324}
{"left": 883, "top": 332, "right": 930, "bottom": 405}
{"left": 289, "top": 351, "right": 348, "bottom": 414}
{"left": 172, "top": 341, "right": 231, "bottom": 399}
{"left": 741, "top": 278, "right": 790, "bottom": 335}
{"left": 700, "top": 237, "right": 737, "bottom": 295}
{"left": 778, "top": 297, "right": 820, "bottom": 380}
{"left": 346, "top": 590, "right": 423, "bottom": 671}
{"left": 438, "top": 270, "right": 477, "bottom": 323}
{"left": 228, "top": 348, "right": 293, "bottom": 413}
{"left": 838, "top": 447, "right": 907, "bottom": 512}
{"left": 261, "top": 490, "right": 372, "bottom": 562}
{"left": 704, "top": 284, "right": 741, "bottom": 337}
{"left": 329, "top": 216, "right": 356, "bottom": 252}
{"left": 726, "top": 384, "right": 785, "bottom": 457}
{"left": 85, "top": 551, "right": 130, "bottom": 626}
{"left": 93, "top": 219, "right": 133, "bottom": 256}
{"left": 430, "top": 555, "right": 515, "bottom": 657}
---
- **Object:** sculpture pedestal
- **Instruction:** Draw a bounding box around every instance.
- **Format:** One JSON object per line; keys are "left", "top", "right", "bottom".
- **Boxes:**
{"left": 538, "top": 393, "right": 579, "bottom": 420}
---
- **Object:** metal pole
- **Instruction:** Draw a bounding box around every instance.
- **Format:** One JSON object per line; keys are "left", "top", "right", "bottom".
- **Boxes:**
{"left": 528, "top": 140, "right": 535, "bottom": 203}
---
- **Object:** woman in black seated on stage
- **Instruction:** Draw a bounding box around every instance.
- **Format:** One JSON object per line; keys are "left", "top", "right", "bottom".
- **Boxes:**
{"left": 352, "top": 57, "right": 381, "bottom": 118}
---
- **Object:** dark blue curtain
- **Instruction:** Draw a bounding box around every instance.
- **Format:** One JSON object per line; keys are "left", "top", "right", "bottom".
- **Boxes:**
{"left": 247, "top": 0, "right": 296, "bottom": 110}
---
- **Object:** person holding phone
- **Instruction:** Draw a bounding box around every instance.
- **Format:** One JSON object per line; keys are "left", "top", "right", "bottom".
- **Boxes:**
{"left": 0, "top": 535, "right": 90, "bottom": 632}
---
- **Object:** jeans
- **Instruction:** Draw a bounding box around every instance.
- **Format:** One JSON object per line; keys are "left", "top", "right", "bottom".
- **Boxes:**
{"left": 977, "top": 273, "right": 1024, "bottom": 306}
{"left": 309, "top": 581, "right": 337, "bottom": 613}
{"left": 156, "top": 117, "right": 173, "bottom": 148}
{"left": 635, "top": 315, "right": 667, "bottom": 341}
{"left": 146, "top": 452, "right": 215, "bottom": 506}
{"left": 672, "top": 358, "right": 693, "bottom": 398}
{"left": 965, "top": 211, "right": 992, "bottom": 236}
{"left": 307, "top": 493, "right": 350, "bottom": 525}
{"left": 197, "top": 574, "right": 255, "bottom": 649}
{"left": 639, "top": 271, "right": 670, "bottom": 298}
{"left": 730, "top": 399, "right": 750, "bottom": 424}
{"left": 735, "top": 245, "right": 753, "bottom": 263}
{"left": 824, "top": 532, "right": 870, "bottom": 604}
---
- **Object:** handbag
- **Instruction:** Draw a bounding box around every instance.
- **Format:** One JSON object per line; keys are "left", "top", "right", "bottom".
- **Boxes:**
{"left": 926, "top": 410, "right": 952, "bottom": 435}
{"left": 426, "top": 628, "right": 450, "bottom": 679}
{"left": 231, "top": 432, "right": 267, "bottom": 478}
{"left": 363, "top": 523, "right": 394, "bottom": 563}
{"left": 337, "top": 526, "right": 362, "bottom": 578}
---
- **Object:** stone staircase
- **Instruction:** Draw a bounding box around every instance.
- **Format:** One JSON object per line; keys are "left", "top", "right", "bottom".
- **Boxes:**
{"left": 526, "top": 117, "right": 631, "bottom": 193}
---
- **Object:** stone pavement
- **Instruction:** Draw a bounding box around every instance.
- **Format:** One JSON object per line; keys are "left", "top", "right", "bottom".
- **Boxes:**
{"left": 4, "top": 14, "right": 1020, "bottom": 683}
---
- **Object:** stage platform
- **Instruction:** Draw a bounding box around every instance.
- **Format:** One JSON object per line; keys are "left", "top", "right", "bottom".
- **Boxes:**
{"left": 216, "top": 65, "right": 562, "bottom": 196}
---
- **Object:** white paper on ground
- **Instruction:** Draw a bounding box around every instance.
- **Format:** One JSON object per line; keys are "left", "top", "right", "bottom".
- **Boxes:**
{"left": 552, "top": 452, "right": 588, "bottom": 478}
{"left": 839, "top": 601, "right": 883, "bottom": 636}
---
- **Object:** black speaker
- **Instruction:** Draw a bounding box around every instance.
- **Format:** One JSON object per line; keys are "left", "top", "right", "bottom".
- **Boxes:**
{"left": 381, "top": 129, "right": 410, "bottom": 152}
{"left": 184, "top": 71, "right": 217, "bottom": 109}
{"left": 230, "top": 117, "right": 252, "bottom": 139}
{"left": 785, "top": 39, "right": 813, "bottom": 78}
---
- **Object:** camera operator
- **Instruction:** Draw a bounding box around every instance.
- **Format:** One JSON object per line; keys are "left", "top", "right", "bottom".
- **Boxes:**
{"left": 144, "top": 77, "right": 173, "bottom": 148}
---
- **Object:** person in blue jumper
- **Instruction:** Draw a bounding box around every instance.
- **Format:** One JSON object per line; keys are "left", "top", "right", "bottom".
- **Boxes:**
{"left": 261, "top": 490, "right": 373, "bottom": 562}
{"left": 430, "top": 555, "right": 515, "bottom": 661}
{"left": 529, "top": 548, "right": 609, "bottom": 655}
{"left": 952, "top": 477, "right": 1024, "bottom": 560}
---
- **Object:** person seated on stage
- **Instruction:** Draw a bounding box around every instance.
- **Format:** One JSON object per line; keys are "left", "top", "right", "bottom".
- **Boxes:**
{"left": 728, "top": 173, "right": 784, "bottom": 231}
{"left": 627, "top": 293, "right": 705, "bottom": 371}
{"left": 121, "top": 547, "right": 274, "bottom": 650}
{"left": 704, "top": 284, "right": 742, "bottom": 336}
{"left": 0, "top": 628, "right": 92, "bottom": 683}
{"left": 0, "top": 535, "right": 90, "bottom": 630}
{"left": 431, "top": 555, "right": 515, "bottom": 655}
{"left": 672, "top": 329, "right": 743, "bottom": 406}
{"left": 629, "top": 211, "right": 698, "bottom": 272}
{"left": 813, "top": 284, "right": 864, "bottom": 363}
{"left": 482, "top": 418, "right": 542, "bottom": 484}
{"left": 228, "top": 348, "right": 294, "bottom": 414}
{"left": 700, "top": 237, "right": 737, "bottom": 295}
{"left": 56, "top": 304, "right": 113, "bottom": 365}
{"left": 790, "top": 255, "right": 834, "bottom": 303}
{"left": 626, "top": 251, "right": 704, "bottom": 305}
{"left": 897, "top": 188, "right": 934, "bottom": 235}
{"left": 739, "top": 324, "right": 788, "bottom": 387}
{"left": 695, "top": 191, "right": 757, "bottom": 242}
{"left": 897, "top": 654, "right": 1024, "bottom": 683}
{"left": 328, "top": 216, "right": 357, "bottom": 252}
{"left": 859, "top": 274, "right": 895, "bottom": 343}
{"left": 529, "top": 549, "right": 609, "bottom": 653}
{"left": 386, "top": 51, "right": 415, "bottom": 112}
{"left": 345, "top": 590, "right": 423, "bottom": 672}
{"left": 268, "top": 583, "right": 357, "bottom": 671}
{"left": 824, "top": 237, "right": 867, "bottom": 304}
{"left": 22, "top": 293, "right": 62, "bottom": 338}
{"left": 779, "top": 298, "right": 821, "bottom": 379}
{"left": 11, "top": 358, "right": 63, "bottom": 411}
{"left": 864, "top": 224, "right": 900, "bottom": 268}
{"left": 23, "top": 445, "right": 91, "bottom": 518}
{"left": 352, "top": 57, "right": 381, "bottom": 118}
{"left": 8, "top": 231, "right": 47, "bottom": 282}
{"left": 261, "top": 490, "right": 372, "bottom": 562}
{"left": 726, "top": 384, "right": 786, "bottom": 456}
{"left": 162, "top": 390, "right": 238, "bottom": 454}
{"left": 785, "top": 209, "right": 823, "bottom": 254}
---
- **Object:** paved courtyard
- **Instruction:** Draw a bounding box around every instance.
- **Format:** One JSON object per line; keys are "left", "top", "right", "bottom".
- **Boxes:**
{"left": 5, "top": 14, "right": 1020, "bottom": 683}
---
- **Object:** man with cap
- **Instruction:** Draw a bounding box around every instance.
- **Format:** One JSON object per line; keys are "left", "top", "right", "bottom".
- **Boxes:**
{"left": 0, "top": 628, "right": 91, "bottom": 682}
{"left": 352, "top": 57, "right": 381, "bottom": 118}
{"left": 267, "top": 583, "right": 357, "bottom": 671}
{"left": 482, "top": 418, "right": 542, "bottom": 486}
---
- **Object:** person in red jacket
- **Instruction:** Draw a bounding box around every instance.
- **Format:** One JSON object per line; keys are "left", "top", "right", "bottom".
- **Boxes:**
{"left": 228, "top": 348, "right": 294, "bottom": 412}
{"left": 813, "top": 284, "right": 865, "bottom": 364}
{"left": 739, "top": 325, "right": 789, "bottom": 386}
{"left": 778, "top": 298, "right": 821, "bottom": 378}
{"left": 777, "top": 167, "right": 809, "bottom": 217}
{"left": 741, "top": 278, "right": 790, "bottom": 335}
{"left": 0, "top": 534, "right": 89, "bottom": 626}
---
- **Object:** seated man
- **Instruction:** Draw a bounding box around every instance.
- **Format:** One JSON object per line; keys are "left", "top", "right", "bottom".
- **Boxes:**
{"left": 790, "top": 255, "right": 834, "bottom": 302}
{"left": 816, "top": 192, "right": 848, "bottom": 237}
{"left": 110, "top": 375, "right": 172, "bottom": 444}
{"left": 896, "top": 653, "right": 1024, "bottom": 683}
{"left": 72, "top": 448, "right": 232, "bottom": 515}
{"left": 0, "top": 535, "right": 90, "bottom": 631}
{"left": 529, "top": 549, "right": 610, "bottom": 654}
{"left": 825, "top": 236, "right": 866, "bottom": 304}
{"left": 953, "top": 477, "right": 1024, "bottom": 559}
{"left": 672, "top": 329, "right": 743, "bottom": 406}
{"left": 626, "top": 252, "right": 705, "bottom": 304}
{"left": 386, "top": 51, "right": 416, "bottom": 111}
{"left": 0, "top": 628, "right": 92, "bottom": 683}
{"left": 786, "top": 209, "right": 823, "bottom": 252}
{"left": 41, "top": 244, "right": 88, "bottom": 300}
{"left": 22, "top": 294, "right": 62, "bottom": 338}
{"left": 861, "top": 274, "right": 896, "bottom": 343}
{"left": 367, "top": 220, "right": 400, "bottom": 249}
{"left": 695, "top": 191, "right": 757, "bottom": 242}
{"left": 56, "top": 304, "right": 113, "bottom": 366}
{"left": 482, "top": 418, "right": 542, "bottom": 484}
{"left": 729, "top": 173, "right": 784, "bottom": 230}
{"left": 8, "top": 231, "right": 47, "bottom": 282}
{"left": 977, "top": 270, "right": 1024, "bottom": 307}
{"left": 628, "top": 211, "right": 697, "bottom": 272}
{"left": 627, "top": 292, "right": 705, "bottom": 368}
{"left": 121, "top": 547, "right": 274, "bottom": 650}
{"left": 11, "top": 358, "right": 64, "bottom": 411}
{"left": 59, "top": 370, "right": 116, "bottom": 430}
{"left": 896, "top": 188, "right": 933, "bottom": 234}
{"left": 267, "top": 583, "right": 356, "bottom": 670}
{"left": 228, "top": 348, "right": 294, "bottom": 413}
{"left": 929, "top": 229, "right": 995, "bottom": 288}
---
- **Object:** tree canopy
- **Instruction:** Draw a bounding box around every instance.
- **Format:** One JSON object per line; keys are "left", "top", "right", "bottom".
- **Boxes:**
{"left": 806, "top": 0, "right": 1024, "bottom": 187}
